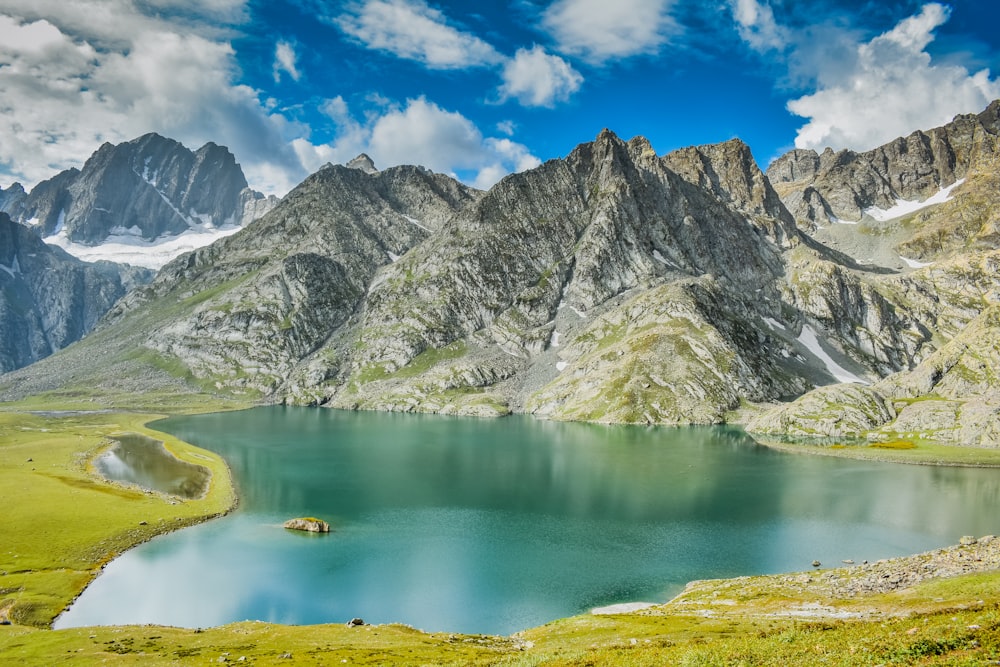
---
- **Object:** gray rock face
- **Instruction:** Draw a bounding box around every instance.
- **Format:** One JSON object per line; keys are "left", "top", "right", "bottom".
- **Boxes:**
{"left": 346, "top": 154, "right": 378, "bottom": 174}
{"left": 0, "top": 182, "right": 28, "bottom": 217}
{"left": 769, "top": 100, "right": 1000, "bottom": 226}
{"left": 335, "top": 130, "right": 813, "bottom": 421}
{"left": 4, "top": 133, "right": 278, "bottom": 244}
{"left": 749, "top": 305, "right": 1000, "bottom": 447}
{"left": 664, "top": 138, "right": 798, "bottom": 247}
{"left": 96, "top": 162, "right": 480, "bottom": 396}
{"left": 0, "top": 213, "right": 148, "bottom": 373}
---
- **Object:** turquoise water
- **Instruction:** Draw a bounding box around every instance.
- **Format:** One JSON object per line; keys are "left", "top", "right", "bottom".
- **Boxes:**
{"left": 56, "top": 407, "right": 1000, "bottom": 634}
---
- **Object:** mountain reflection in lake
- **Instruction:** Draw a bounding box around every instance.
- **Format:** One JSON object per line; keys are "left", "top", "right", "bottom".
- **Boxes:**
{"left": 57, "top": 408, "right": 1000, "bottom": 635}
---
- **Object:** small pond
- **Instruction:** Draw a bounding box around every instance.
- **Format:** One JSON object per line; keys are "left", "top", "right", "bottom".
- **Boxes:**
{"left": 93, "top": 434, "right": 210, "bottom": 499}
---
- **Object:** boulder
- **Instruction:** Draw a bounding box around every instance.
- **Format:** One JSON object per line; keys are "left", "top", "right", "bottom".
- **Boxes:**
{"left": 282, "top": 517, "right": 330, "bottom": 533}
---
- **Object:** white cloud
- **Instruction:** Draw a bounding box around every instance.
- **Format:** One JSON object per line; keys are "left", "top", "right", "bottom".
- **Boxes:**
{"left": 333, "top": 0, "right": 584, "bottom": 108}
{"left": 294, "top": 97, "right": 541, "bottom": 190}
{"left": 0, "top": 1, "right": 311, "bottom": 195}
{"left": 541, "top": 0, "right": 676, "bottom": 64}
{"left": 729, "top": 0, "right": 788, "bottom": 52}
{"left": 498, "top": 46, "right": 583, "bottom": 108}
{"left": 336, "top": 0, "right": 503, "bottom": 69}
{"left": 788, "top": 3, "right": 1000, "bottom": 152}
{"left": 273, "top": 40, "right": 301, "bottom": 82}
{"left": 0, "top": 0, "right": 555, "bottom": 199}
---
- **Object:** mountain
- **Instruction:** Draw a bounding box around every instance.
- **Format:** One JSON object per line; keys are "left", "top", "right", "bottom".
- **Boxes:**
{"left": 748, "top": 101, "right": 1000, "bottom": 446}
{"left": 0, "top": 212, "right": 152, "bottom": 373}
{"left": 0, "top": 133, "right": 278, "bottom": 268}
{"left": 3, "top": 102, "right": 1000, "bottom": 445}
{"left": 0, "top": 132, "right": 857, "bottom": 418}
{"left": 767, "top": 101, "right": 1000, "bottom": 230}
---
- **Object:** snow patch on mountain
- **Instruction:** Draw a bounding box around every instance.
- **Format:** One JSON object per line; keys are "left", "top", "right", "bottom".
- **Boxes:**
{"left": 798, "top": 325, "right": 868, "bottom": 384}
{"left": 864, "top": 179, "right": 965, "bottom": 222}
{"left": 900, "top": 255, "right": 933, "bottom": 269}
{"left": 46, "top": 224, "right": 242, "bottom": 270}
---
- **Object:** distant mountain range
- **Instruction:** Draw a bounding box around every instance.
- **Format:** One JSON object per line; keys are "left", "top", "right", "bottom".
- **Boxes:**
{"left": 0, "top": 133, "right": 278, "bottom": 371}
{"left": 0, "top": 133, "right": 278, "bottom": 268}
{"left": 2, "top": 101, "right": 1000, "bottom": 446}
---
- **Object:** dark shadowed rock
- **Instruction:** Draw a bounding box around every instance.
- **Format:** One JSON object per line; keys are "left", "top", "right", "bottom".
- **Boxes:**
{"left": 0, "top": 212, "right": 147, "bottom": 373}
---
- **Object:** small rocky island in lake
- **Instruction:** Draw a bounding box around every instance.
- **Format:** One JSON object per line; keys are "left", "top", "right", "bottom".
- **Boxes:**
{"left": 283, "top": 517, "right": 330, "bottom": 533}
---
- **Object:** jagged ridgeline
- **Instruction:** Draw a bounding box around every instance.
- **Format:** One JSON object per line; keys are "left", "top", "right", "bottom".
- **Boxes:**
{"left": 0, "top": 133, "right": 277, "bottom": 243}
{"left": 0, "top": 133, "right": 279, "bottom": 372}
{"left": 3, "top": 101, "right": 1000, "bottom": 440}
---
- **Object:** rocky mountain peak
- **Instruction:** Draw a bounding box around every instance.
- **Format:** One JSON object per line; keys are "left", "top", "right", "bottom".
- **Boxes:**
{"left": 347, "top": 153, "right": 379, "bottom": 174}
{"left": 563, "top": 129, "right": 639, "bottom": 191}
{"left": 664, "top": 138, "right": 798, "bottom": 246}
{"left": 766, "top": 149, "right": 820, "bottom": 184}
{"left": 975, "top": 99, "right": 1000, "bottom": 133}
{"left": 4, "top": 133, "right": 273, "bottom": 246}
{"left": 0, "top": 182, "right": 28, "bottom": 218}
{"left": 770, "top": 99, "right": 1000, "bottom": 228}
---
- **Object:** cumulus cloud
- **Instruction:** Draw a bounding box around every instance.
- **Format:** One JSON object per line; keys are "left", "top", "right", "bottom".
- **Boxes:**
{"left": 332, "top": 0, "right": 585, "bottom": 108}
{"left": 294, "top": 97, "right": 541, "bottom": 190}
{"left": 498, "top": 46, "right": 582, "bottom": 108}
{"left": 729, "top": 0, "right": 788, "bottom": 52}
{"left": 788, "top": 3, "right": 1000, "bottom": 152}
{"left": 0, "top": 1, "right": 308, "bottom": 195}
{"left": 336, "top": 0, "right": 503, "bottom": 69}
{"left": 273, "top": 40, "right": 301, "bottom": 82}
{"left": 541, "top": 0, "right": 677, "bottom": 64}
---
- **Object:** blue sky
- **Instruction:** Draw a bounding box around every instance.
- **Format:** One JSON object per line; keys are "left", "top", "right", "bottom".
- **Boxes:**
{"left": 1, "top": 1, "right": 998, "bottom": 196}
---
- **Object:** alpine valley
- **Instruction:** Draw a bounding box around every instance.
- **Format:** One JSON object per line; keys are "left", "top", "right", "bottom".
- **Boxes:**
{"left": 3, "top": 101, "right": 1000, "bottom": 447}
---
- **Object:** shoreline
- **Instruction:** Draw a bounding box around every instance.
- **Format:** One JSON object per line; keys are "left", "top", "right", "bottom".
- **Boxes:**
{"left": 50, "top": 425, "right": 241, "bottom": 627}
{"left": 4, "top": 402, "right": 1000, "bottom": 634}
{"left": 749, "top": 434, "right": 1000, "bottom": 468}
{"left": 51, "top": 430, "right": 239, "bottom": 630}
{"left": 0, "top": 407, "right": 238, "bottom": 628}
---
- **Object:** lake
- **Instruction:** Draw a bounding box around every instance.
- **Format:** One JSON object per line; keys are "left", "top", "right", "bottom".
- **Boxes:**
{"left": 56, "top": 407, "right": 1000, "bottom": 635}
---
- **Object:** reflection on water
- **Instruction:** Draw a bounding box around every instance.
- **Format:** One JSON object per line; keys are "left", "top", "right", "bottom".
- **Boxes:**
{"left": 58, "top": 408, "right": 1000, "bottom": 635}
{"left": 93, "top": 434, "right": 210, "bottom": 499}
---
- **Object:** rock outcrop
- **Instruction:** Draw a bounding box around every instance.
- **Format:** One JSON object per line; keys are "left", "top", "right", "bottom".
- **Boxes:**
{"left": 747, "top": 303, "right": 1000, "bottom": 446}
{"left": 283, "top": 517, "right": 330, "bottom": 533}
